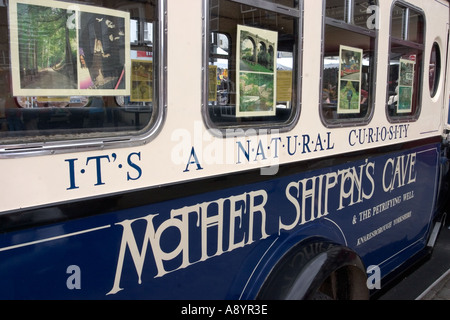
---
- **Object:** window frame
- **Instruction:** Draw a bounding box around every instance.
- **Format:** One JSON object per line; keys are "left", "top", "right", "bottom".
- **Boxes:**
{"left": 386, "top": 1, "right": 426, "bottom": 124}
{"left": 0, "top": 0, "right": 167, "bottom": 158}
{"left": 201, "top": 0, "right": 303, "bottom": 137}
{"left": 319, "top": 0, "right": 378, "bottom": 128}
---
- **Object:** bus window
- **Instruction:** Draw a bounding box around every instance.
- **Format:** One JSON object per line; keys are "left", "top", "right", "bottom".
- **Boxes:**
{"left": 387, "top": 4, "right": 424, "bottom": 121}
{"left": 321, "top": 0, "right": 377, "bottom": 127}
{"left": 429, "top": 42, "right": 441, "bottom": 98}
{"left": 204, "top": 0, "right": 301, "bottom": 131}
{"left": 0, "top": 0, "right": 161, "bottom": 147}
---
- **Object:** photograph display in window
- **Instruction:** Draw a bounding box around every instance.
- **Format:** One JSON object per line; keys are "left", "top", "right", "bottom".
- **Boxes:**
{"left": 130, "top": 60, "right": 153, "bottom": 102}
{"left": 236, "top": 25, "right": 278, "bottom": 118}
{"left": 9, "top": 0, "right": 130, "bottom": 97}
{"left": 338, "top": 45, "right": 363, "bottom": 114}
{"left": 397, "top": 58, "right": 415, "bottom": 113}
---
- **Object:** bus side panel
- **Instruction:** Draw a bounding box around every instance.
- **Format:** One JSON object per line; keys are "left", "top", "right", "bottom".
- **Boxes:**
{"left": 0, "top": 141, "right": 440, "bottom": 299}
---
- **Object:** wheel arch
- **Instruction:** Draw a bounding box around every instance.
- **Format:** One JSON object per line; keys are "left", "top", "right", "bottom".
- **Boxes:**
{"left": 255, "top": 237, "right": 369, "bottom": 300}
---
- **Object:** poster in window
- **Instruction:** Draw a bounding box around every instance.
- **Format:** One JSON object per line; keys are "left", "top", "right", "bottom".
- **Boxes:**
{"left": 236, "top": 25, "right": 278, "bottom": 118}
{"left": 397, "top": 59, "right": 415, "bottom": 113}
{"left": 276, "top": 70, "right": 293, "bottom": 105}
{"left": 337, "top": 45, "right": 363, "bottom": 114}
{"left": 9, "top": 0, "right": 130, "bottom": 97}
{"left": 131, "top": 60, "right": 153, "bottom": 102}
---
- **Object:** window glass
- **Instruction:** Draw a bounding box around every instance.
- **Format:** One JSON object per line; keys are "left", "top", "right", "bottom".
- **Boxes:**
{"left": 326, "top": 0, "right": 348, "bottom": 22}
{"left": 206, "top": 0, "right": 300, "bottom": 129}
{"left": 0, "top": 0, "right": 159, "bottom": 145}
{"left": 353, "top": 0, "right": 377, "bottom": 29}
{"left": 390, "top": 4, "right": 424, "bottom": 43}
{"left": 391, "top": 5, "right": 405, "bottom": 40}
{"left": 326, "top": 0, "right": 377, "bottom": 29}
{"left": 388, "top": 5, "right": 424, "bottom": 121}
{"left": 429, "top": 43, "right": 441, "bottom": 98}
{"left": 408, "top": 9, "right": 424, "bottom": 44}
{"left": 322, "top": 0, "right": 377, "bottom": 127}
{"left": 388, "top": 46, "right": 422, "bottom": 118}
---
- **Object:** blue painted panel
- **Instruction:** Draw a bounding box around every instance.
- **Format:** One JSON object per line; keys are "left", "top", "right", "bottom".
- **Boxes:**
{"left": 0, "top": 143, "right": 440, "bottom": 299}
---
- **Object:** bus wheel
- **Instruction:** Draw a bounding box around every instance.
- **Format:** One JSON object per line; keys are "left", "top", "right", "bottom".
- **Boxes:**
{"left": 310, "top": 265, "right": 369, "bottom": 300}
{"left": 257, "top": 240, "right": 369, "bottom": 300}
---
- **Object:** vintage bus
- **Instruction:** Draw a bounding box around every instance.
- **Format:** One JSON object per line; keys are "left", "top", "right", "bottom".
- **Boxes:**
{"left": 0, "top": 0, "right": 449, "bottom": 300}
